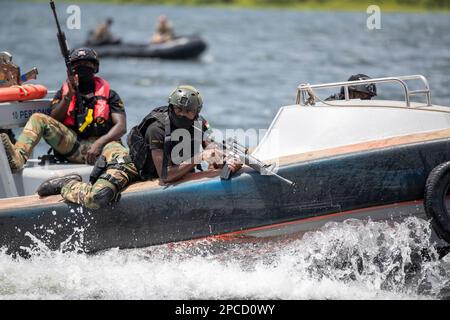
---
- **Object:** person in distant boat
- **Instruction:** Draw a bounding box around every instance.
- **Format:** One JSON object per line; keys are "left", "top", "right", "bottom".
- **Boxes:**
{"left": 0, "top": 47, "right": 138, "bottom": 210}
{"left": 151, "top": 15, "right": 175, "bottom": 44}
{"left": 326, "top": 74, "right": 377, "bottom": 101}
{"left": 127, "top": 85, "right": 242, "bottom": 184}
{"left": 90, "top": 18, "right": 119, "bottom": 45}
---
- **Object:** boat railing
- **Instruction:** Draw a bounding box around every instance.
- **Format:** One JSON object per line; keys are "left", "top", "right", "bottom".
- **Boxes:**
{"left": 296, "top": 75, "right": 432, "bottom": 107}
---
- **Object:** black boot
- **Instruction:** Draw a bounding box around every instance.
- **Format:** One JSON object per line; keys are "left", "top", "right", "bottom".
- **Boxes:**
{"left": 36, "top": 174, "right": 82, "bottom": 197}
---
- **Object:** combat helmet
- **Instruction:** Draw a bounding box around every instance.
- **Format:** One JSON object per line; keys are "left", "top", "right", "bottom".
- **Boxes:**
{"left": 69, "top": 47, "right": 100, "bottom": 73}
{"left": 168, "top": 85, "right": 203, "bottom": 114}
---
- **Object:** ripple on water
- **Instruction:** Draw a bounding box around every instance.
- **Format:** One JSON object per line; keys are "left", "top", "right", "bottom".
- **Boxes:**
{"left": 0, "top": 217, "right": 449, "bottom": 300}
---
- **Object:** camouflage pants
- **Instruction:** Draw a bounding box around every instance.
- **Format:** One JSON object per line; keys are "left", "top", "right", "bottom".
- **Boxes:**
{"left": 16, "top": 113, "right": 137, "bottom": 210}
{"left": 61, "top": 142, "right": 138, "bottom": 210}
{"left": 0, "top": 129, "right": 16, "bottom": 144}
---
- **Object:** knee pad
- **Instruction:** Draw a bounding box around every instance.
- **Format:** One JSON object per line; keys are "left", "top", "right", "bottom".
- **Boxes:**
{"left": 90, "top": 186, "right": 116, "bottom": 209}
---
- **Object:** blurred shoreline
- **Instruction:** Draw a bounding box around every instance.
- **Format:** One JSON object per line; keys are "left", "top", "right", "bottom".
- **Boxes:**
{"left": 23, "top": 0, "right": 450, "bottom": 13}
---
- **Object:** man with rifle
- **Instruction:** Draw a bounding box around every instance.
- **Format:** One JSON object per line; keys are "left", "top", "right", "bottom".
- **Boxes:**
{"left": 126, "top": 85, "right": 292, "bottom": 186}
{"left": 0, "top": 1, "right": 138, "bottom": 210}
{"left": 1, "top": 47, "right": 137, "bottom": 209}
{"left": 127, "top": 85, "right": 242, "bottom": 184}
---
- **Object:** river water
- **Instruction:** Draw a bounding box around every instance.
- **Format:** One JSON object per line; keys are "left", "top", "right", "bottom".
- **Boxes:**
{"left": 1, "top": 1, "right": 450, "bottom": 300}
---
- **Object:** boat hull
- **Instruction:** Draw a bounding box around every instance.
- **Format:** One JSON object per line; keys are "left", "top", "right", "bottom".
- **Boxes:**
{"left": 1, "top": 137, "right": 450, "bottom": 254}
{"left": 91, "top": 36, "right": 207, "bottom": 59}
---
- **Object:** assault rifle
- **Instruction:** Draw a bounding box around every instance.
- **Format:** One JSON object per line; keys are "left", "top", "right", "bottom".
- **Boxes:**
{"left": 194, "top": 126, "right": 295, "bottom": 186}
{"left": 49, "top": 0, "right": 82, "bottom": 111}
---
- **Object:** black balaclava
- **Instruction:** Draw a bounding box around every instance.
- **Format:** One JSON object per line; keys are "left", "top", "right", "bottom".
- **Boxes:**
{"left": 169, "top": 105, "right": 196, "bottom": 130}
{"left": 74, "top": 65, "right": 95, "bottom": 93}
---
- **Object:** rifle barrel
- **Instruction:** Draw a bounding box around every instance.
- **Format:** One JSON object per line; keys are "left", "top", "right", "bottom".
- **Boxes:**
{"left": 49, "top": 0, "right": 83, "bottom": 118}
{"left": 50, "top": 1, "right": 63, "bottom": 34}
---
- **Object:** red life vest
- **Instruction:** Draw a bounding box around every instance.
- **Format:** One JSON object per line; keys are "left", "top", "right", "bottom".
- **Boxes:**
{"left": 61, "top": 76, "right": 111, "bottom": 129}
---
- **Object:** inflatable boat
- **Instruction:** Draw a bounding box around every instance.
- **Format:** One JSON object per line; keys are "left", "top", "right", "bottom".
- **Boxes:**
{"left": 1, "top": 75, "right": 450, "bottom": 255}
{"left": 89, "top": 36, "right": 207, "bottom": 60}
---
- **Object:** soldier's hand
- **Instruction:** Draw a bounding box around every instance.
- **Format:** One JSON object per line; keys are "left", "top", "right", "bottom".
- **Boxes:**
{"left": 226, "top": 156, "right": 243, "bottom": 173}
{"left": 66, "top": 74, "right": 79, "bottom": 100}
{"left": 86, "top": 141, "right": 103, "bottom": 165}
{"left": 202, "top": 145, "right": 225, "bottom": 167}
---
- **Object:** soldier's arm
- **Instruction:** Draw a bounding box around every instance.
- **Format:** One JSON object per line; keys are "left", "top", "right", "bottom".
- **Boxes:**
{"left": 94, "top": 112, "right": 127, "bottom": 147}
{"left": 50, "top": 76, "right": 77, "bottom": 122}
{"left": 151, "top": 149, "right": 197, "bottom": 184}
{"left": 85, "top": 112, "right": 126, "bottom": 165}
{"left": 51, "top": 97, "right": 71, "bottom": 122}
{"left": 152, "top": 145, "right": 230, "bottom": 184}
{"left": 95, "top": 90, "right": 127, "bottom": 146}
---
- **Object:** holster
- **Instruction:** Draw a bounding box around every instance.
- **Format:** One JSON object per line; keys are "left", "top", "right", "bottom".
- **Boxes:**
{"left": 89, "top": 155, "right": 133, "bottom": 185}
{"left": 90, "top": 155, "right": 107, "bottom": 184}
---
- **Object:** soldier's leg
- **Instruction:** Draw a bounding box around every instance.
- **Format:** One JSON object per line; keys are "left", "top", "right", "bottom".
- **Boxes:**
{"left": 61, "top": 141, "right": 138, "bottom": 210}
{"left": 61, "top": 169, "right": 127, "bottom": 210}
{"left": 1, "top": 113, "right": 80, "bottom": 172}
{"left": 0, "top": 129, "right": 16, "bottom": 144}
{"left": 15, "top": 113, "right": 81, "bottom": 162}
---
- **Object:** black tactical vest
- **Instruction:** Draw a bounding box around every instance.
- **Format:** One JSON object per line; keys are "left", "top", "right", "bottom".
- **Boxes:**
{"left": 127, "top": 106, "right": 206, "bottom": 181}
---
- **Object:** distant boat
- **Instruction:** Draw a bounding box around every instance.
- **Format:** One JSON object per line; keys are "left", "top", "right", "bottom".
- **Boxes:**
{"left": 85, "top": 35, "right": 208, "bottom": 60}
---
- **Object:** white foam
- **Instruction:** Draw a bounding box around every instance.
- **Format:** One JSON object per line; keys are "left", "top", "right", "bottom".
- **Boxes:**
{"left": 0, "top": 217, "right": 448, "bottom": 300}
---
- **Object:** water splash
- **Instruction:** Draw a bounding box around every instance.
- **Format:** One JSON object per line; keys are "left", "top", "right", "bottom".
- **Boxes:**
{"left": 0, "top": 217, "right": 448, "bottom": 300}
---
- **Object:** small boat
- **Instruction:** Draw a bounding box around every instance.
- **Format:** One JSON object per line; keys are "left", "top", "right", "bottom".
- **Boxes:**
{"left": 1, "top": 75, "right": 450, "bottom": 255}
{"left": 88, "top": 36, "right": 207, "bottom": 60}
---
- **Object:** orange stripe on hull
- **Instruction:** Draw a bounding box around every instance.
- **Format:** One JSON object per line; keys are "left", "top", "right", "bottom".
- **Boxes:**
{"left": 211, "top": 199, "right": 426, "bottom": 241}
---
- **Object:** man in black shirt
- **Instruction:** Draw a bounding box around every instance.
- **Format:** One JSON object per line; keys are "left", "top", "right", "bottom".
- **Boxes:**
{"left": 128, "top": 85, "right": 241, "bottom": 183}
{"left": 1, "top": 47, "right": 137, "bottom": 209}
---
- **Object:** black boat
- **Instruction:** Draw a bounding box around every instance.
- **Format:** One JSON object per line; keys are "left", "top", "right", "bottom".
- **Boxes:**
{"left": 88, "top": 36, "right": 207, "bottom": 60}
{"left": 1, "top": 75, "right": 450, "bottom": 255}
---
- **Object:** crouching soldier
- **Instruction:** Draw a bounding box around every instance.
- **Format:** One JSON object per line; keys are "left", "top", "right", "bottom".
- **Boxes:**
{"left": 127, "top": 85, "right": 242, "bottom": 184}
{"left": 0, "top": 47, "right": 137, "bottom": 209}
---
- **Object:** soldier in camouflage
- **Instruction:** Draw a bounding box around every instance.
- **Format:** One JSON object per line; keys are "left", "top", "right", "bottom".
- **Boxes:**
{"left": 0, "top": 47, "right": 137, "bottom": 210}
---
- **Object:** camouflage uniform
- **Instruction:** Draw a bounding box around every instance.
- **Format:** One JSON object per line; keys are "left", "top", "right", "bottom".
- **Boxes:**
{"left": 61, "top": 141, "right": 138, "bottom": 210}
{"left": 0, "top": 129, "right": 15, "bottom": 144}
{"left": 13, "top": 112, "right": 137, "bottom": 210}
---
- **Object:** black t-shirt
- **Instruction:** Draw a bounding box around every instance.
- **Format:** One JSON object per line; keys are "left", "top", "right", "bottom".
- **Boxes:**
{"left": 144, "top": 115, "right": 209, "bottom": 178}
